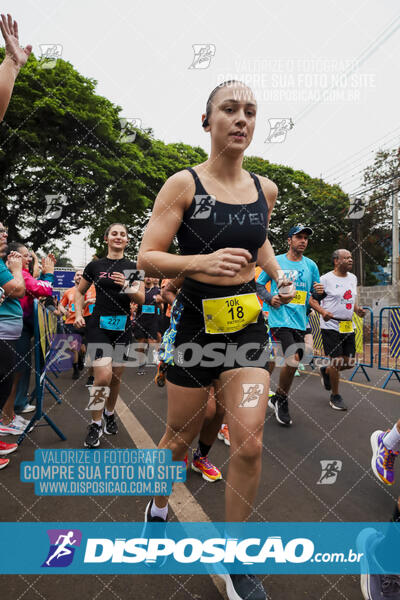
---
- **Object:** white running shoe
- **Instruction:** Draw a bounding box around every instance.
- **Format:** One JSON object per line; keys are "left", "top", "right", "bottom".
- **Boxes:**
{"left": 0, "top": 417, "right": 25, "bottom": 436}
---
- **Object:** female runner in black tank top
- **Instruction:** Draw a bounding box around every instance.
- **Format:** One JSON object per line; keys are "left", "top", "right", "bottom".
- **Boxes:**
{"left": 138, "top": 81, "right": 293, "bottom": 600}
{"left": 75, "top": 223, "right": 144, "bottom": 448}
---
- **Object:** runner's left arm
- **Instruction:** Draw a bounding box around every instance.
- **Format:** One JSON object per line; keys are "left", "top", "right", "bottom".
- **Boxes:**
{"left": 257, "top": 177, "right": 295, "bottom": 304}
{"left": 256, "top": 178, "right": 280, "bottom": 283}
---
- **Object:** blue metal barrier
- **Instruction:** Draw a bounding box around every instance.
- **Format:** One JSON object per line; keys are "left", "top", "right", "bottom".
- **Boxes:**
{"left": 18, "top": 300, "right": 66, "bottom": 445}
{"left": 378, "top": 306, "right": 400, "bottom": 389}
{"left": 349, "top": 307, "right": 374, "bottom": 382}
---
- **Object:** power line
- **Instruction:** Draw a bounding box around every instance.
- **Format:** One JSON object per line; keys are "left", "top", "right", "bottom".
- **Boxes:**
{"left": 347, "top": 174, "right": 399, "bottom": 198}
{"left": 294, "top": 13, "right": 400, "bottom": 124}
{"left": 322, "top": 126, "right": 400, "bottom": 178}
{"left": 324, "top": 132, "right": 400, "bottom": 181}
{"left": 336, "top": 147, "right": 400, "bottom": 190}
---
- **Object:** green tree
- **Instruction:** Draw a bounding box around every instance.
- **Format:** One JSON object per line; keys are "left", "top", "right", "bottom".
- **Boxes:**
{"left": 352, "top": 147, "right": 399, "bottom": 285}
{"left": 0, "top": 48, "right": 354, "bottom": 275}
{"left": 243, "top": 156, "right": 349, "bottom": 273}
{"left": 38, "top": 245, "right": 74, "bottom": 268}
{"left": 87, "top": 141, "right": 207, "bottom": 259}
{"left": 0, "top": 50, "right": 146, "bottom": 249}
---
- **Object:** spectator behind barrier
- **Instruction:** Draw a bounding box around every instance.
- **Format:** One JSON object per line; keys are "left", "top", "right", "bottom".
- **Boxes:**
{"left": 1, "top": 243, "right": 55, "bottom": 421}
{"left": 0, "top": 225, "right": 25, "bottom": 428}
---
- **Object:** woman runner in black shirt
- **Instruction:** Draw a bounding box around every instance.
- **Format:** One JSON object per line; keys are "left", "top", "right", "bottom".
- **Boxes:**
{"left": 75, "top": 223, "right": 144, "bottom": 448}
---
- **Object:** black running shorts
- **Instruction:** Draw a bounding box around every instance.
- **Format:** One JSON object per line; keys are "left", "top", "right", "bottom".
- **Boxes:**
{"left": 133, "top": 319, "right": 158, "bottom": 341}
{"left": 165, "top": 278, "right": 270, "bottom": 388}
{"left": 321, "top": 329, "right": 356, "bottom": 358}
{"left": 86, "top": 315, "right": 132, "bottom": 361}
{"left": 270, "top": 327, "right": 306, "bottom": 360}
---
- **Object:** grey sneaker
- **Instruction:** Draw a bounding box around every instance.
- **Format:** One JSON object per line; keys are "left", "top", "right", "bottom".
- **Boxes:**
{"left": 220, "top": 573, "right": 269, "bottom": 600}
{"left": 329, "top": 394, "right": 347, "bottom": 411}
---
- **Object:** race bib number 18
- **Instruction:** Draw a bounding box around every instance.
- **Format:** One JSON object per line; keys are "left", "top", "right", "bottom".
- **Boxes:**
{"left": 202, "top": 293, "right": 261, "bottom": 334}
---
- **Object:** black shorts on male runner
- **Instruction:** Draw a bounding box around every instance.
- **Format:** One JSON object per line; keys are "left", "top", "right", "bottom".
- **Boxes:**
{"left": 270, "top": 327, "right": 306, "bottom": 360}
{"left": 321, "top": 329, "right": 356, "bottom": 359}
{"left": 165, "top": 278, "right": 270, "bottom": 388}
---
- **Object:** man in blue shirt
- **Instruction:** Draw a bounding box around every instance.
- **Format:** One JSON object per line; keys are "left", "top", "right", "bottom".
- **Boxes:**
{"left": 256, "top": 224, "right": 323, "bottom": 426}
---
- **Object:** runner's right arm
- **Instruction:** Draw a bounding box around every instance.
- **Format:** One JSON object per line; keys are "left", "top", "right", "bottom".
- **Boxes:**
{"left": 309, "top": 295, "right": 333, "bottom": 321}
{"left": 138, "top": 171, "right": 251, "bottom": 278}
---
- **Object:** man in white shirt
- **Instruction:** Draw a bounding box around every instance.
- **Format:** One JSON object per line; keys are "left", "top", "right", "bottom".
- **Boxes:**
{"left": 318, "top": 249, "right": 365, "bottom": 410}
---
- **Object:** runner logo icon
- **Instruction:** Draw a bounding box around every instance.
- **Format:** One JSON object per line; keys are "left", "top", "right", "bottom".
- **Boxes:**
{"left": 191, "top": 195, "right": 216, "bottom": 219}
{"left": 239, "top": 384, "right": 264, "bottom": 408}
{"left": 317, "top": 460, "right": 342, "bottom": 485}
{"left": 265, "top": 118, "right": 294, "bottom": 143}
{"left": 188, "top": 44, "right": 216, "bottom": 69}
{"left": 42, "top": 529, "right": 82, "bottom": 567}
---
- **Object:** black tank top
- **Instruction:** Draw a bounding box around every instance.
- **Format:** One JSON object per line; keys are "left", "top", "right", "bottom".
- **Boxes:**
{"left": 136, "top": 286, "right": 160, "bottom": 320}
{"left": 176, "top": 167, "right": 269, "bottom": 263}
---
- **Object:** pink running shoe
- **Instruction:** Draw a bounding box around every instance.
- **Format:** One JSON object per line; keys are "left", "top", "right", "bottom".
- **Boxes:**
{"left": 191, "top": 451, "right": 222, "bottom": 482}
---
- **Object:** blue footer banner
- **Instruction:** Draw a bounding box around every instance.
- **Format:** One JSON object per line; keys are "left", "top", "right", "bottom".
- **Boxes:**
{"left": 0, "top": 522, "right": 399, "bottom": 574}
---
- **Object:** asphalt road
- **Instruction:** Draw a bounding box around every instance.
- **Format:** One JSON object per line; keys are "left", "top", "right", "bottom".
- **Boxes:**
{"left": 1, "top": 362, "right": 400, "bottom": 600}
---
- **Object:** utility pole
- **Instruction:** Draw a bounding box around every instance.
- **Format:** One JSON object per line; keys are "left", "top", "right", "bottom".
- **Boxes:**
{"left": 351, "top": 219, "right": 363, "bottom": 284}
{"left": 393, "top": 186, "right": 399, "bottom": 286}
{"left": 348, "top": 197, "right": 365, "bottom": 285}
{"left": 393, "top": 148, "right": 400, "bottom": 288}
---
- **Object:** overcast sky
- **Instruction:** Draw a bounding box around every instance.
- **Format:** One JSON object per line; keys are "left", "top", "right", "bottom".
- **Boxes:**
{"left": 6, "top": 0, "right": 400, "bottom": 266}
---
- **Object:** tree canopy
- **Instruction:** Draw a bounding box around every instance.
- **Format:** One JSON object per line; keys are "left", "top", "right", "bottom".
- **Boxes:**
{"left": 0, "top": 50, "right": 362, "bottom": 274}
{"left": 0, "top": 50, "right": 146, "bottom": 250}
{"left": 351, "top": 148, "right": 399, "bottom": 285}
{"left": 243, "top": 156, "right": 349, "bottom": 274}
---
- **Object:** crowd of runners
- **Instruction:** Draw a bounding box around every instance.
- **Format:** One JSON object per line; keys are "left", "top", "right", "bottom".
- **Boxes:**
{"left": 0, "top": 13, "right": 399, "bottom": 600}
